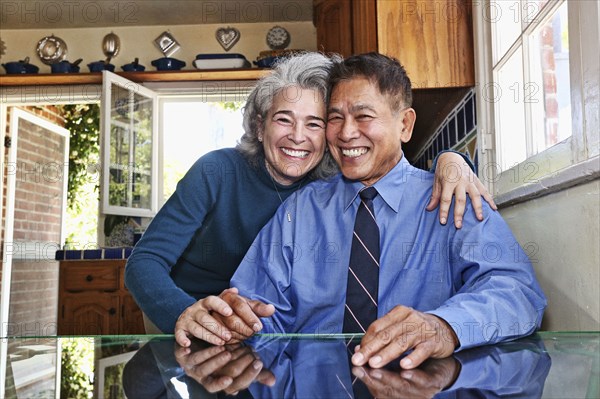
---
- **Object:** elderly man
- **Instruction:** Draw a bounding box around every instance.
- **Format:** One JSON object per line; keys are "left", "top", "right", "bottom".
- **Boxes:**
{"left": 177, "top": 53, "right": 546, "bottom": 370}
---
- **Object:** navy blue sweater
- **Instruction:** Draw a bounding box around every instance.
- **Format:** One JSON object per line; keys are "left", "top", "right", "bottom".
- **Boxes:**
{"left": 125, "top": 148, "right": 307, "bottom": 332}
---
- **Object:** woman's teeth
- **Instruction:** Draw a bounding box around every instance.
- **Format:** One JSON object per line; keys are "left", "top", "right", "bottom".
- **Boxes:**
{"left": 281, "top": 148, "right": 309, "bottom": 158}
{"left": 342, "top": 148, "right": 368, "bottom": 158}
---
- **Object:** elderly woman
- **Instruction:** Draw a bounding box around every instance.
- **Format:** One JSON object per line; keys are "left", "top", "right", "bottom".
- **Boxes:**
{"left": 125, "top": 53, "right": 493, "bottom": 342}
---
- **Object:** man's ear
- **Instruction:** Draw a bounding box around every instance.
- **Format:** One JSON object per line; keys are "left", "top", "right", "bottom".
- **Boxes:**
{"left": 400, "top": 108, "right": 416, "bottom": 143}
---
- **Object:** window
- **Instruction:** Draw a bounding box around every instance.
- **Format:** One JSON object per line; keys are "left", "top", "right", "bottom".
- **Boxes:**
{"left": 161, "top": 100, "right": 245, "bottom": 203}
{"left": 493, "top": 1, "right": 571, "bottom": 171}
{"left": 102, "top": 75, "right": 254, "bottom": 216}
{"left": 475, "top": 0, "right": 599, "bottom": 202}
{"left": 102, "top": 72, "right": 158, "bottom": 217}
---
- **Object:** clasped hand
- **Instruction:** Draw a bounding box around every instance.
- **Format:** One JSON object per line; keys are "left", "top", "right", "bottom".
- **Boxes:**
{"left": 175, "top": 340, "right": 275, "bottom": 395}
{"left": 175, "top": 287, "right": 275, "bottom": 347}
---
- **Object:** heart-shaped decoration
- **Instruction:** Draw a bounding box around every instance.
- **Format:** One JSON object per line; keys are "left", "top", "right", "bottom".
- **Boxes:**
{"left": 215, "top": 27, "right": 241, "bottom": 52}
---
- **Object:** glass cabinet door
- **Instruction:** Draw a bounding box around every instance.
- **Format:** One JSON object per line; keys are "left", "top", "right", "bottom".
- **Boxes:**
{"left": 101, "top": 71, "right": 158, "bottom": 217}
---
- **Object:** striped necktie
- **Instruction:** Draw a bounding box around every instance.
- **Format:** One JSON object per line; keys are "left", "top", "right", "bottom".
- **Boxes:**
{"left": 343, "top": 187, "right": 380, "bottom": 333}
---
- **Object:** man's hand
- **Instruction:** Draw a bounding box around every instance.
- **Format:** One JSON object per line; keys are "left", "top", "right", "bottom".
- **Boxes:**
{"left": 175, "top": 342, "right": 275, "bottom": 395}
{"left": 427, "top": 152, "right": 497, "bottom": 228}
{"left": 211, "top": 288, "right": 276, "bottom": 343}
{"left": 175, "top": 288, "right": 275, "bottom": 347}
{"left": 352, "top": 356, "right": 460, "bottom": 399}
{"left": 351, "top": 305, "right": 458, "bottom": 369}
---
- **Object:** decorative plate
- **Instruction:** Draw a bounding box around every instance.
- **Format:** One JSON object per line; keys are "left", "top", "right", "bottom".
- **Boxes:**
{"left": 215, "top": 27, "right": 241, "bottom": 52}
{"left": 36, "top": 35, "right": 68, "bottom": 65}
{"left": 266, "top": 26, "right": 290, "bottom": 50}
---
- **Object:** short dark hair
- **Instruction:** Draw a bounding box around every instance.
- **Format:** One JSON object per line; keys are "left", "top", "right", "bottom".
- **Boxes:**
{"left": 328, "top": 52, "right": 413, "bottom": 112}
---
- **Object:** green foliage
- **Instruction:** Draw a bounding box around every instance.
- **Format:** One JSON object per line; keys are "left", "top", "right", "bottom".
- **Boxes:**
{"left": 162, "top": 158, "right": 187, "bottom": 202}
{"left": 60, "top": 339, "right": 94, "bottom": 399}
{"left": 102, "top": 364, "right": 126, "bottom": 398}
{"left": 57, "top": 104, "right": 100, "bottom": 211}
{"left": 216, "top": 101, "right": 244, "bottom": 112}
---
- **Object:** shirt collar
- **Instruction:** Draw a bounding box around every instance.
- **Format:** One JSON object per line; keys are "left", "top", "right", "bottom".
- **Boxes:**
{"left": 343, "top": 155, "right": 411, "bottom": 213}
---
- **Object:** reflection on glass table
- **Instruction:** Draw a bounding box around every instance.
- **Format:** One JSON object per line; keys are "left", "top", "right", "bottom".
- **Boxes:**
{"left": 2, "top": 332, "right": 598, "bottom": 398}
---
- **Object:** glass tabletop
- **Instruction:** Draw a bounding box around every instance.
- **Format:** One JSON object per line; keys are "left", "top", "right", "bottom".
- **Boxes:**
{"left": 2, "top": 331, "right": 598, "bottom": 398}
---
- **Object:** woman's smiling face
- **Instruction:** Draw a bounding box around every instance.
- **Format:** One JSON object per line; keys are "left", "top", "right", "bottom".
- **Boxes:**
{"left": 259, "top": 86, "right": 327, "bottom": 185}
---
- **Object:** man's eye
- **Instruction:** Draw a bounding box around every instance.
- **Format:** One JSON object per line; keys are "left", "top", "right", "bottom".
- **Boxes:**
{"left": 327, "top": 115, "right": 343, "bottom": 122}
{"left": 356, "top": 114, "right": 373, "bottom": 121}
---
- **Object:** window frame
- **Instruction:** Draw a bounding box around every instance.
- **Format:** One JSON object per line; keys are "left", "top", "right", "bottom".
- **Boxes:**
{"left": 474, "top": 0, "right": 600, "bottom": 205}
{"left": 101, "top": 71, "right": 159, "bottom": 217}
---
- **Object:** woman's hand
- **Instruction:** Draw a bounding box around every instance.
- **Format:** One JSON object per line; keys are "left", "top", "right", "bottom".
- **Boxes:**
{"left": 175, "top": 288, "right": 239, "bottom": 347}
{"left": 427, "top": 152, "right": 497, "bottom": 228}
{"left": 175, "top": 287, "right": 275, "bottom": 347}
{"left": 175, "top": 342, "right": 275, "bottom": 395}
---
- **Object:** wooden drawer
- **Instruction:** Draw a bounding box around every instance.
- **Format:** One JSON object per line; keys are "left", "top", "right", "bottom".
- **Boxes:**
{"left": 61, "top": 261, "right": 120, "bottom": 292}
{"left": 58, "top": 259, "right": 144, "bottom": 334}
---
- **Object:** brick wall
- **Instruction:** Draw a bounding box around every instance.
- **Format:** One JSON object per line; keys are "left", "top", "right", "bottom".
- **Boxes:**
{"left": 2, "top": 106, "right": 66, "bottom": 336}
{"left": 540, "top": 23, "right": 559, "bottom": 147}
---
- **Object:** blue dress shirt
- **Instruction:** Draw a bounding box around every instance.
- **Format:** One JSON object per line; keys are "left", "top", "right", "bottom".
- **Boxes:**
{"left": 231, "top": 156, "right": 547, "bottom": 350}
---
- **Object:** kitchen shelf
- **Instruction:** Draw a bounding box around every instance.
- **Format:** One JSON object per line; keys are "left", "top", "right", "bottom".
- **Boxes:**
{"left": 0, "top": 68, "right": 270, "bottom": 86}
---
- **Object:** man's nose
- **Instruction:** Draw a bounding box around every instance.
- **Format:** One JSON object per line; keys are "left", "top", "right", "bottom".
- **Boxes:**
{"left": 339, "top": 118, "right": 359, "bottom": 141}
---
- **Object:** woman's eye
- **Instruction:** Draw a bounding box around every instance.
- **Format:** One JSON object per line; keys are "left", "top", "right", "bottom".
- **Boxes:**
{"left": 275, "top": 117, "right": 293, "bottom": 125}
{"left": 307, "top": 121, "right": 325, "bottom": 129}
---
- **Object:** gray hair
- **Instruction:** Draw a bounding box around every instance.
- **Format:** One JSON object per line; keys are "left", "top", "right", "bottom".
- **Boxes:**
{"left": 237, "top": 52, "right": 340, "bottom": 180}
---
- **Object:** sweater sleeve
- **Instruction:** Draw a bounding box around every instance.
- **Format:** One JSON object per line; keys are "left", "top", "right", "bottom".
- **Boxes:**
{"left": 429, "top": 150, "right": 475, "bottom": 173}
{"left": 124, "top": 151, "right": 223, "bottom": 333}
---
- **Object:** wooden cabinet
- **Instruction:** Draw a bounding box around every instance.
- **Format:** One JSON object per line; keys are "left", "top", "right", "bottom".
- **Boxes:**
{"left": 58, "top": 260, "right": 145, "bottom": 335}
{"left": 121, "top": 294, "right": 145, "bottom": 335}
{"left": 314, "top": 0, "right": 353, "bottom": 57}
{"left": 313, "top": 0, "right": 474, "bottom": 88}
{"left": 60, "top": 293, "right": 120, "bottom": 335}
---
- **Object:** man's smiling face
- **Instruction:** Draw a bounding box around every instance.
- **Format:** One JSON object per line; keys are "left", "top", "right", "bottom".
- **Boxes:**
{"left": 326, "top": 77, "right": 415, "bottom": 186}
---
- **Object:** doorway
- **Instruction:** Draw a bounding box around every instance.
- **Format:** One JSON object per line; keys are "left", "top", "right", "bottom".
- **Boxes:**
{"left": 0, "top": 108, "right": 69, "bottom": 396}
{"left": 1, "top": 107, "right": 70, "bottom": 336}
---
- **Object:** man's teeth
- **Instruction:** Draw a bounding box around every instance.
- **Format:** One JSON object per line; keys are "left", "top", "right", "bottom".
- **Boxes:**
{"left": 342, "top": 148, "right": 368, "bottom": 158}
{"left": 281, "top": 148, "right": 309, "bottom": 158}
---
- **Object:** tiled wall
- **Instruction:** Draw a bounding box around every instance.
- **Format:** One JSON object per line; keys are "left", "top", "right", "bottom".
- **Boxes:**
{"left": 55, "top": 247, "right": 133, "bottom": 261}
{"left": 413, "top": 89, "right": 478, "bottom": 172}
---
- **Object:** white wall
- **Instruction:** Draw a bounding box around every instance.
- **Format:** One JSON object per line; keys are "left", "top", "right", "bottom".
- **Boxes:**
{"left": 500, "top": 179, "right": 600, "bottom": 331}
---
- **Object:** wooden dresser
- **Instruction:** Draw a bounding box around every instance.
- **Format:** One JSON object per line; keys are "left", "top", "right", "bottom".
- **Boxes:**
{"left": 57, "top": 259, "right": 144, "bottom": 335}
